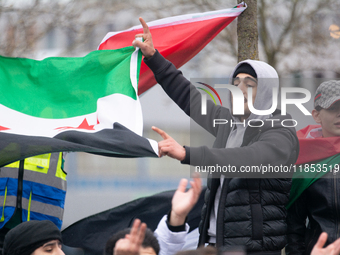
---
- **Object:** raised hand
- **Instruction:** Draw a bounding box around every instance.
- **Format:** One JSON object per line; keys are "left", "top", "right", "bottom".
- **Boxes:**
{"left": 114, "top": 219, "right": 147, "bottom": 255}
{"left": 170, "top": 175, "right": 202, "bottom": 226}
{"left": 311, "top": 232, "right": 340, "bottom": 255}
{"left": 132, "top": 17, "right": 156, "bottom": 59}
{"left": 152, "top": 126, "right": 186, "bottom": 161}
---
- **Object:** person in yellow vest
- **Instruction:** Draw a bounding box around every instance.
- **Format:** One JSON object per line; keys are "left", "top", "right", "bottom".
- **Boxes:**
{"left": 0, "top": 153, "right": 66, "bottom": 250}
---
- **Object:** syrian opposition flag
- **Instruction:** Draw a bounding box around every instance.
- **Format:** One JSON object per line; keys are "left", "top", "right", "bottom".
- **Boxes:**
{"left": 99, "top": 3, "right": 247, "bottom": 95}
{"left": 0, "top": 46, "right": 158, "bottom": 167}
{"left": 62, "top": 187, "right": 206, "bottom": 255}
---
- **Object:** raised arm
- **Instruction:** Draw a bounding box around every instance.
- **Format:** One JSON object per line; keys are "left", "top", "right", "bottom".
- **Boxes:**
{"left": 170, "top": 175, "right": 202, "bottom": 226}
{"left": 132, "top": 17, "right": 156, "bottom": 59}
{"left": 154, "top": 176, "right": 202, "bottom": 255}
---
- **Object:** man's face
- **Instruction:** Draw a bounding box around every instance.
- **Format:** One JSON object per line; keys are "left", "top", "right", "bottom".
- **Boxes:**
{"left": 31, "top": 240, "right": 65, "bottom": 255}
{"left": 232, "top": 73, "right": 258, "bottom": 121}
{"left": 312, "top": 101, "right": 340, "bottom": 137}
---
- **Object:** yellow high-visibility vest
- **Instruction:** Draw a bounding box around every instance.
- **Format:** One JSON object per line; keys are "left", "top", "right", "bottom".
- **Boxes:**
{"left": 0, "top": 153, "right": 66, "bottom": 229}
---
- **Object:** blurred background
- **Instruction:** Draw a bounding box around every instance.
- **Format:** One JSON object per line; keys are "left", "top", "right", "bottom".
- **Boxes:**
{"left": 0, "top": 0, "right": 339, "bottom": 253}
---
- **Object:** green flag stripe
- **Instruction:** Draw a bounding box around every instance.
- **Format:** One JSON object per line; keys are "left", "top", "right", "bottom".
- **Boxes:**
{"left": 286, "top": 153, "right": 340, "bottom": 209}
{"left": 0, "top": 47, "right": 140, "bottom": 119}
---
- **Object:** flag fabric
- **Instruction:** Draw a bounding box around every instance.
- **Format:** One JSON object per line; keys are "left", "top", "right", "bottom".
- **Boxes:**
{"left": 99, "top": 3, "right": 247, "bottom": 95}
{"left": 0, "top": 46, "right": 158, "bottom": 167}
{"left": 62, "top": 187, "right": 206, "bottom": 255}
{"left": 286, "top": 153, "right": 340, "bottom": 209}
{"left": 295, "top": 125, "right": 340, "bottom": 165}
{"left": 286, "top": 124, "right": 340, "bottom": 209}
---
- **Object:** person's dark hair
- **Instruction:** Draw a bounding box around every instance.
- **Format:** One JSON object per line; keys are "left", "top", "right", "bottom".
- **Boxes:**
{"left": 104, "top": 228, "right": 160, "bottom": 255}
{"left": 175, "top": 246, "right": 217, "bottom": 255}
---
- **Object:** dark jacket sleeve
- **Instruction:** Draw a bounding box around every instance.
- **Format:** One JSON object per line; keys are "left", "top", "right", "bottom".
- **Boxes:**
{"left": 144, "top": 50, "right": 298, "bottom": 169}
{"left": 286, "top": 192, "right": 308, "bottom": 255}
{"left": 188, "top": 127, "right": 297, "bottom": 168}
{"left": 144, "top": 50, "right": 228, "bottom": 137}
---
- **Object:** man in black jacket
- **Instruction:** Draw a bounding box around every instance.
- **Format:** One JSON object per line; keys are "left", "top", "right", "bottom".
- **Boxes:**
{"left": 286, "top": 80, "right": 340, "bottom": 255}
{"left": 133, "top": 18, "right": 299, "bottom": 254}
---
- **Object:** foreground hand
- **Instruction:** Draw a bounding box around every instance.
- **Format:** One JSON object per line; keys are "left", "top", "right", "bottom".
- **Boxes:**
{"left": 152, "top": 126, "right": 186, "bottom": 161}
{"left": 170, "top": 175, "right": 202, "bottom": 226}
{"left": 132, "top": 17, "right": 156, "bottom": 58}
{"left": 311, "top": 232, "right": 340, "bottom": 255}
{"left": 114, "top": 219, "right": 147, "bottom": 255}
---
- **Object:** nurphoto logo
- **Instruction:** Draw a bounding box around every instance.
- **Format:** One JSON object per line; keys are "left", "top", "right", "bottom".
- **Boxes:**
{"left": 197, "top": 82, "right": 313, "bottom": 128}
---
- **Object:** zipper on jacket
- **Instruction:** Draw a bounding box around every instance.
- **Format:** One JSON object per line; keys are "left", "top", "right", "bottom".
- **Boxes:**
{"left": 16, "top": 160, "right": 24, "bottom": 212}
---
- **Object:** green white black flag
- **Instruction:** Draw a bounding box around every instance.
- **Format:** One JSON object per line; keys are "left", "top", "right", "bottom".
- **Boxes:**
{"left": 0, "top": 46, "right": 158, "bottom": 166}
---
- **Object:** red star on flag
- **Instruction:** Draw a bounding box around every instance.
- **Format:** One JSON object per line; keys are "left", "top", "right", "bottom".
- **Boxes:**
{"left": 55, "top": 118, "right": 96, "bottom": 131}
{"left": 0, "top": 125, "right": 10, "bottom": 131}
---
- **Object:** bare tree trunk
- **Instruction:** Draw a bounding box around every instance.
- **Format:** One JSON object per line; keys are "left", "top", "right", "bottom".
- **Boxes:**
{"left": 237, "top": 0, "right": 259, "bottom": 62}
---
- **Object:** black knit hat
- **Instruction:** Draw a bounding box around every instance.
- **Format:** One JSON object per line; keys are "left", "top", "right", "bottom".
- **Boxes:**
{"left": 233, "top": 63, "right": 257, "bottom": 79}
{"left": 3, "top": 220, "right": 62, "bottom": 255}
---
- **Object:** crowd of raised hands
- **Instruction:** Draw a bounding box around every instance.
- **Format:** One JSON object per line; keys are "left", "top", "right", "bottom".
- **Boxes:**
{"left": 111, "top": 174, "right": 340, "bottom": 255}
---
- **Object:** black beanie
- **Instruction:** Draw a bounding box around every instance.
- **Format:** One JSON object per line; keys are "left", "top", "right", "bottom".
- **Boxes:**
{"left": 233, "top": 63, "right": 257, "bottom": 79}
{"left": 3, "top": 220, "right": 62, "bottom": 255}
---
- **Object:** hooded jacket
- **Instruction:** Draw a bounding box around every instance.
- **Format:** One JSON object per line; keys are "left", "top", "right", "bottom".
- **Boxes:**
{"left": 144, "top": 51, "right": 299, "bottom": 254}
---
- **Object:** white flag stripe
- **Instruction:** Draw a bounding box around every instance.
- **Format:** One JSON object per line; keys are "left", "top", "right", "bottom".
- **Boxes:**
{"left": 0, "top": 94, "right": 142, "bottom": 137}
{"left": 99, "top": 3, "right": 246, "bottom": 46}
